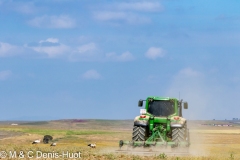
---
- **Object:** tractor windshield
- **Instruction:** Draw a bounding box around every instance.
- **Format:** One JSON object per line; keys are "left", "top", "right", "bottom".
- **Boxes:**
{"left": 148, "top": 100, "right": 175, "bottom": 117}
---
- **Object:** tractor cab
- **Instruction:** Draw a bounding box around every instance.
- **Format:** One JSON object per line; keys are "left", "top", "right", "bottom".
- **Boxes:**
{"left": 138, "top": 97, "right": 188, "bottom": 118}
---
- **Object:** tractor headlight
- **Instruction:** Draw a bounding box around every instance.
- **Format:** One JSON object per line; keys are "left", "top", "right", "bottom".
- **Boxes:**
{"left": 140, "top": 109, "right": 146, "bottom": 115}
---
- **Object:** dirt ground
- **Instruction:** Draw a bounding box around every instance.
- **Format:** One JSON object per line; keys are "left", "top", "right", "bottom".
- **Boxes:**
{"left": 0, "top": 119, "right": 239, "bottom": 159}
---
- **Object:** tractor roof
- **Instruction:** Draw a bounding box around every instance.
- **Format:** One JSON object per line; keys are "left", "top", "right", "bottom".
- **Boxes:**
{"left": 146, "top": 96, "right": 177, "bottom": 101}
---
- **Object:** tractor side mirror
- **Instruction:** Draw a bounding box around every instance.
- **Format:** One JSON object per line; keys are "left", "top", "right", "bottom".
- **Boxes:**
{"left": 138, "top": 100, "right": 143, "bottom": 107}
{"left": 183, "top": 102, "right": 188, "bottom": 109}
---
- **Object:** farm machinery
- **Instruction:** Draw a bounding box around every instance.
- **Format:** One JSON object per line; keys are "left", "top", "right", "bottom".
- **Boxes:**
{"left": 119, "top": 96, "right": 190, "bottom": 151}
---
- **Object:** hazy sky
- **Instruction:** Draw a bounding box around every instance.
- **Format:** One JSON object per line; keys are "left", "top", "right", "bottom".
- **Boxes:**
{"left": 0, "top": 0, "right": 240, "bottom": 120}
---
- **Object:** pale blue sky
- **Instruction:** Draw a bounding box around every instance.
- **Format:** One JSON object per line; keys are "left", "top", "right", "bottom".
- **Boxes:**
{"left": 0, "top": 0, "right": 240, "bottom": 120}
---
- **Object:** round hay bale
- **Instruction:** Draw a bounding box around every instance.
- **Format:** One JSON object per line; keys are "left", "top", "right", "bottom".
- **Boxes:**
{"left": 43, "top": 135, "right": 53, "bottom": 144}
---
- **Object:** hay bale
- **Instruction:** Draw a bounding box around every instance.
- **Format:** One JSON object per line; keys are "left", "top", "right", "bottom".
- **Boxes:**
{"left": 43, "top": 135, "right": 53, "bottom": 144}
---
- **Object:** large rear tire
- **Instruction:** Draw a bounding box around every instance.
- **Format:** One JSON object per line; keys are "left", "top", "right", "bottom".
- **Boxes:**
{"left": 172, "top": 127, "right": 186, "bottom": 143}
{"left": 172, "top": 124, "right": 188, "bottom": 147}
{"left": 132, "top": 126, "right": 147, "bottom": 141}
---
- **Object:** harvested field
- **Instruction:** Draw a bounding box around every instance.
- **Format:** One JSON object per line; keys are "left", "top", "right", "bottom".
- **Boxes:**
{"left": 0, "top": 120, "right": 239, "bottom": 159}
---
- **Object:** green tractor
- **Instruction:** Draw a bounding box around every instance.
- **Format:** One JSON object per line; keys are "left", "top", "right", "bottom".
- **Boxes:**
{"left": 119, "top": 96, "right": 190, "bottom": 149}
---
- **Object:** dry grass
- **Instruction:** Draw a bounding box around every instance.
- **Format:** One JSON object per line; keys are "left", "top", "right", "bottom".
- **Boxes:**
{"left": 0, "top": 120, "right": 239, "bottom": 159}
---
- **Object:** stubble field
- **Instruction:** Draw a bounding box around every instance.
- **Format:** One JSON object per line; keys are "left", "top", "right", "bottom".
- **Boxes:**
{"left": 0, "top": 119, "right": 239, "bottom": 160}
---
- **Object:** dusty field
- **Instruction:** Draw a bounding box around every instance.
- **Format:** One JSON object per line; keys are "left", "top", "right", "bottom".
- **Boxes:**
{"left": 0, "top": 119, "right": 239, "bottom": 159}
